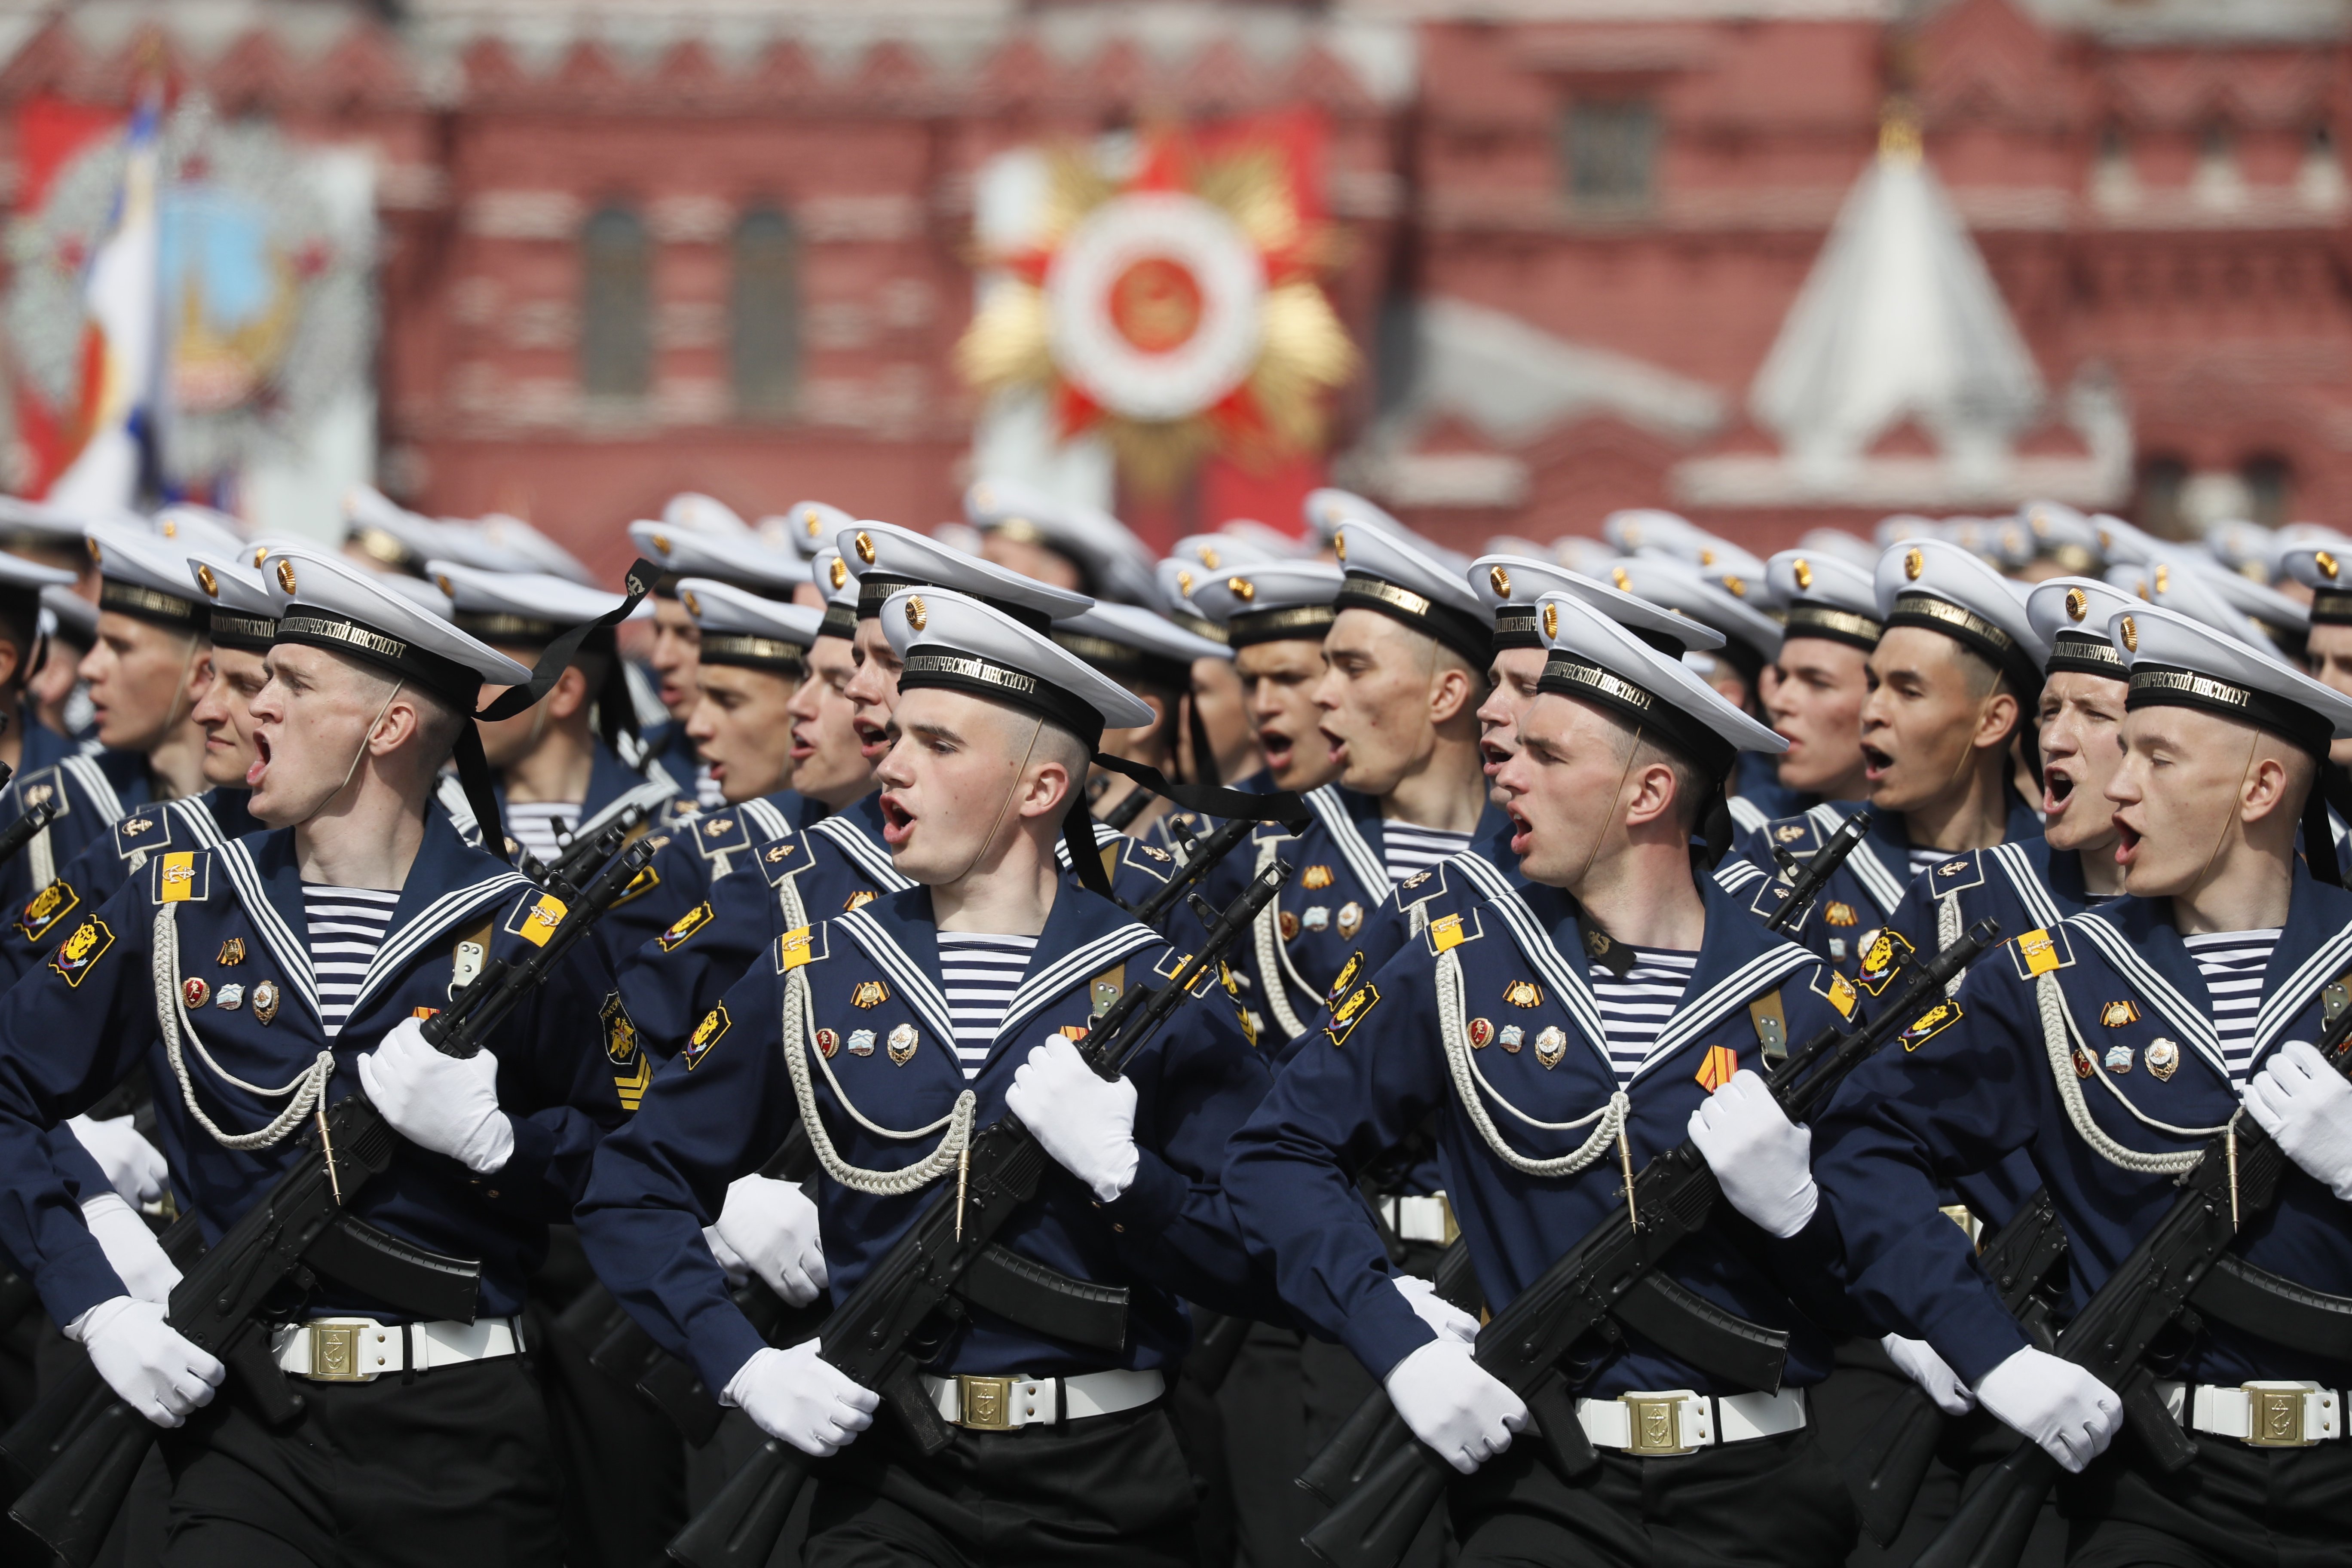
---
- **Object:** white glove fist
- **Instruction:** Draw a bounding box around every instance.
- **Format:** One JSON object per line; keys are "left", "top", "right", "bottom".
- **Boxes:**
{"left": 1883, "top": 1332, "right": 1975, "bottom": 1418}
{"left": 68, "top": 1296, "right": 223, "bottom": 1429}
{"left": 70, "top": 1113, "right": 168, "bottom": 1207}
{"left": 2244, "top": 1041, "right": 2352, "bottom": 1200}
{"left": 80, "top": 1192, "right": 180, "bottom": 1305}
{"left": 1974, "top": 1346, "right": 2120, "bottom": 1473}
{"left": 710, "top": 1175, "right": 828, "bottom": 1308}
{"left": 1686, "top": 1069, "right": 1819, "bottom": 1238}
{"left": 1006, "top": 1037, "right": 1139, "bottom": 1204}
{"left": 1384, "top": 1338, "right": 1525, "bottom": 1475}
{"left": 357, "top": 1016, "right": 514, "bottom": 1175}
{"left": 723, "top": 1340, "right": 877, "bottom": 1458}
{"left": 1392, "top": 1274, "right": 1478, "bottom": 1345}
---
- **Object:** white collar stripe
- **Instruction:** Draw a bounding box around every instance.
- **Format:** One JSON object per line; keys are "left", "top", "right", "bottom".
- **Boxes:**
{"left": 64, "top": 755, "right": 123, "bottom": 825}
{"left": 2067, "top": 913, "right": 2225, "bottom": 1075}
{"left": 808, "top": 815, "right": 915, "bottom": 891}
{"left": 838, "top": 909, "right": 957, "bottom": 1044}
{"left": 1307, "top": 787, "right": 1390, "bottom": 899}
{"left": 1988, "top": 842, "right": 2065, "bottom": 932}
{"left": 995, "top": 923, "right": 1161, "bottom": 1044}
{"left": 216, "top": 841, "right": 318, "bottom": 1016}
{"left": 1809, "top": 803, "right": 1903, "bottom": 912}
{"left": 344, "top": 873, "right": 535, "bottom": 1023}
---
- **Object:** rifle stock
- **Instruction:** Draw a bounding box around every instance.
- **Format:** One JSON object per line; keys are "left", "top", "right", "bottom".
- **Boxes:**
{"left": 1298, "top": 922, "right": 2001, "bottom": 1568}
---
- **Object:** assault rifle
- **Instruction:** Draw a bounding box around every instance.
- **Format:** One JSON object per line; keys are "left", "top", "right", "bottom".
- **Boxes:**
{"left": 516, "top": 802, "right": 649, "bottom": 892}
{"left": 668, "top": 859, "right": 1293, "bottom": 1568}
{"left": 1839, "top": 1187, "right": 2069, "bottom": 1546}
{"left": 1913, "top": 997, "right": 2352, "bottom": 1568}
{"left": 1298, "top": 920, "right": 2002, "bottom": 1568}
{"left": 9, "top": 830, "right": 658, "bottom": 1566}
{"left": 1296, "top": 815, "right": 1879, "bottom": 1510}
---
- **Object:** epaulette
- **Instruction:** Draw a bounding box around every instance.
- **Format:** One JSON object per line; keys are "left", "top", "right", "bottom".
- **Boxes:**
{"left": 1807, "top": 964, "right": 1860, "bottom": 1020}
{"left": 658, "top": 797, "right": 701, "bottom": 825}
{"left": 1393, "top": 860, "right": 1451, "bottom": 908}
{"left": 2008, "top": 924, "right": 2075, "bottom": 981}
{"left": 755, "top": 834, "right": 815, "bottom": 886}
{"left": 502, "top": 885, "right": 570, "bottom": 945}
{"left": 1118, "top": 837, "right": 1175, "bottom": 885}
{"left": 147, "top": 848, "right": 214, "bottom": 906}
{"left": 1422, "top": 904, "right": 1482, "bottom": 956}
{"left": 690, "top": 812, "right": 754, "bottom": 860}
{"left": 1152, "top": 944, "right": 1216, "bottom": 997}
{"left": 12, "top": 767, "right": 70, "bottom": 821}
{"left": 1928, "top": 852, "right": 1985, "bottom": 896}
{"left": 774, "top": 922, "right": 830, "bottom": 972}
{"left": 113, "top": 805, "right": 174, "bottom": 859}
{"left": 1760, "top": 815, "right": 1819, "bottom": 855}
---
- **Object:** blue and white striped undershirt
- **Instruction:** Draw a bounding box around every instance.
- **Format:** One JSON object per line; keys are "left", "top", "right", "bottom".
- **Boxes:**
{"left": 304, "top": 885, "right": 399, "bottom": 1038}
{"left": 938, "top": 932, "right": 1037, "bottom": 1080}
{"left": 2182, "top": 928, "right": 2278, "bottom": 1083}
{"left": 1591, "top": 948, "right": 1699, "bottom": 1085}
{"left": 1382, "top": 823, "right": 1473, "bottom": 885}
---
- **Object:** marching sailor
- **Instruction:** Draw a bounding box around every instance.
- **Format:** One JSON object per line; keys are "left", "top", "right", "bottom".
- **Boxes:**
{"left": 1732, "top": 540, "right": 2047, "bottom": 974}
{"left": 1158, "top": 553, "right": 1260, "bottom": 792}
{"left": 2278, "top": 545, "right": 2352, "bottom": 858}
{"left": 1051, "top": 601, "right": 1230, "bottom": 836}
{"left": 31, "top": 580, "right": 100, "bottom": 744}
{"left": 1188, "top": 559, "right": 1344, "bottom": 799}
{"left": 1814, "top": 603, "right": 2352, "bottom": 1564}
{"left": 1225, "top": 588, "right": 1868, "bottom": 1564}
{"left": 0, "top": 549, "right": 83, "bottom": 772}
{"left": 427, "top": 561, "right": 679, "bottom": 867}
{"left": 1746, "top": 548, "right": 1880, "bottom": 834}
{"left": 0, "top": 543, "right": 636, "bottom": 1563}
{"left": 578, "top": 586, "right": 1277, "bottom": 1566}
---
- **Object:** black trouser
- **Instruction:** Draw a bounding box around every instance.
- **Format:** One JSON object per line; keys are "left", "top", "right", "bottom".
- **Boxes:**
{"left": 1449, "top": 1417, "right": 1857, "bottom": 1568}
{"left": 156, "top": 1355, "right": 561, "bottom": 1568}
{"left": 803, "top": 1398, "right": 1196, "bottom": 1568}
{"left": 2061, "top": 1429, "right": 2352, "bottom": 1568}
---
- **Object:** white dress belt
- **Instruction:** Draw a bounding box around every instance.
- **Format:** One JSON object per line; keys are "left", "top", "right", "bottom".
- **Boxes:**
{"left": 1377, "top": 1193, "right": 1455, "bottom": 1245}
{"left": 1575, "top": 1386, "right": 1807, "bottom": 1457}
{"left": 921, "top": 1367, "right": 1165, "bottom": 1430}
{"left": 272, "top": 1316, "right": 525, "bottom": 1382}
{"left": 2159, "top": 1381, "right": 2344, "bottom": 1446}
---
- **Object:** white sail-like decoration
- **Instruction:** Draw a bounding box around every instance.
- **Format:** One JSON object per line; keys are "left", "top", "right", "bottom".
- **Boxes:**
{"left": 1749, "top": 119, "right": 2044, "bottom": 489}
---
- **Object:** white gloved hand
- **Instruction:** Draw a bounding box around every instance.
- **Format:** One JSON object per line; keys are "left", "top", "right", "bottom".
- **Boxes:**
{"left": 1883, "top": 1332, "right": 1975, "bottom": 1417}
{"left": 80, "top": 1192, "right": 180, "bottom": 1305}
{"left": 723, "top": 1340, "right": 878, "bottom": 1458}
{"left": 1006, "top": 1037, "right": 1138, "bottom": 1203}
{"left": 67, "top": 1296, "right": 223, "bottom": 1429}
{"left": 1383, "top": 1338, "right": 1525, "bottom": 1475}
{"left": 356, "top": 1016, "right": 514, "bottom": 1175}
{"left": 704, "top": 1226, "right": 752, "bottom": 1289}
{"left": 70, "top": 1113, "right": 168, "bottom": 1207}
{"left": 1686, "top": 1069, "right": 1819, "bottom": 1237}
{"left": 1393, "top": 1275, "right": 1478, "bottom": 1345}
{"left": 2244, "top": 1041, "right": 2352, "bottom": 1200}
{"left": 710, "top": 1175, "right": 828, "bottom": 1308}
{"left": 1974, "top": 1346, "right": 2121, "bottom": 1473}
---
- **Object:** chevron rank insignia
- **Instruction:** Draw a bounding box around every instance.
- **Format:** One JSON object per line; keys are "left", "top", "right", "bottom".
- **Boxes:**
{"left": 2010, "top": 925, "right": 2073, "bottom": 980}
{"left": 113, "top": 810, "right": 171, "bottom": 858}
{"left": 150, "top": 851, "right": 209, "bottom": 905}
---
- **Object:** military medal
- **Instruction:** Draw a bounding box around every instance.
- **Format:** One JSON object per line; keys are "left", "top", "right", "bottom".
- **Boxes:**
{"left": 1302, "top": 906, "right": 1329, "bottom": 932}
{"left": 1825, "top": 902, "right": 1858, "bottom": 927}
{"left": 181, "top": 977, "right": 208, "bottom": 1010}
{"left": 1336, "top": 902, "right": 1362, "bottom": 940}
{"left": 1534, "top": 1027, "right": 1567, "bottom": 1069}
{"left": 2100, "top": 1000, "right": 2141, "bottom": 1028}
{"left": 2103, "top": 1043, "right": 2133, "bottom": 1075}
{"left": 1279, "top": 911, "right": 1300, "bottom": 942}
{"left": 816, "top": 1029, "right": 840, "bottom": 1059}
{"left": 847, "top": 1029, "right": 876, "bottom": 1057}
{"left": 844, "top": 890, "right": 876, "bottom": 911}
{"left": 1302, "top": 865, "right": 1335, "bottom": 891}
{"left": 217, "top": 938, "right": 245, "bottom": 966}
{"left": 1499, "top": 1025, "right": 1525, "bottom": 1053}
{"left": 887, "top": 1023, "right": 918, "bottom": 1065}
{"left": 1503, "top": 980, "right": 1541, "bottom": 1009}
{"left": 216, "top": 983, "right": 245, "bottom": 1012}
{"left": 2145, "top": 1039, "right": 2179, "bottom": 1081}
{"left": 1467, "top": 1017, "right": 1494, "bottom": 1049}
{"left": 253, "top": 980, "right": 280, "bottom": 1025}
{"left": 851, "top": 981, "right": 889, "bottom": 1009}
{"left": 2073, "top": 1047, "right": 2094, "bottom": 1079}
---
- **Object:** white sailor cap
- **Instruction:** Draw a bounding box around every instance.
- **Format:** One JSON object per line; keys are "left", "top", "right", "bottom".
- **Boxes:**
{"left": 884, "top": 587, "right": 1152, "bottom": 744}
{"left": 1875, "top": 538, "right": 2049, "bottom": 694}
{"left": 1767, "top": 550, "right": 1882, "bottom": 653}
{"left": 678, "top": 578, "right": 823, "bottom": 674}
{"left": 662, "top": 492, "right": 752, "bottom": 537}
{"left": 2280, "top": 543, "right": 2352, "bottom": 626}
{"left": 1217, "top": 520, "right": 1311, "bottom": 560}
{"left": 344, "top": 485, "right": 461, "bottom": 575}
{"left": 1945, "top": 515, "right": 2035, "bottom": 573}
{"left": 2018, "top": 500, "right": 2104, "bottom": 572}
{"left": 475, "top": 514, "right": 594, "bottom": 585}
{"left": 1155, "top": 559, "right": 1228, "bottom": 646}
{"left": 39, "top": 585, "right": 95, "bottom": 646}
{"left": 628, "top": 518, "right": 806, "bottom": 600}
{"left": 1190, "top": 561, "right": 1343, "bottom": 647}
{"left": 838, "top": 520, "right": 1090, "bottom": 630}
{"left": 1304, "top": 487, "right": 1403, "bottom": 546}
{"left": 1531, "top": 590, "right": 1786, "bottom": 782}
{"left": 964, "top": 477, "right": 1158, "bottom": 607}
{"left": 1601, "top": 508, "right": 1708, "bottom": 560}
{"left": 184, "top": 550, "right": 278, "bottom": 652}
{"left": 0, "top": 550, "right": 76, "bottom": 606}
{"left": 263, "top": 545, "right": 530, "bottom": 693}
{"left": 2090, "top": 512, "right": 2165, "bottom": 567}
{"left": 2027, "top": 576, "right": 2140, "bottom": 682}
{"left": 2179, "top": 554, "right": 2310, "bottom": 652}
{"left": 1331, "top": 514, "right": 1490, "bottom": 667}
{"left": 2203, "top": 519, "right": 2278, "bottom": 580}
{"left": 2130, "top": 554, "right": 2304, "bottom": 658}
{"left": 0, "top": 496, "right": 89, "bottom": 551}
{"left": 153, "top": 504, "right": 248, "bottom": 555}
{"left": 1795, "top": 528, "right": 1883, "bottom": 573}
{"left": 426, "top": 560, "right": 630, "bottom": 649}
{"left": 1171, "top": 532, "right": 1283, "bottom": 573}
{"left": 1604, "top": 554, "right": 1782, "bottom": 680}
{"left": 1056, "top": 603, "right": 1230, "bottom": 691}
{"left": 763, "top": 500, "right": 856, "bottom": 561}
{"left": 1552, "top": 536, "right": 1620, "bottom": 576}
{"left": 1473, "top": 554, "right": 1723, "bottom": 657}
{"left": 85, "top": 520, "right": 211, "bottom": 634}
{"left": 811, "top": 548, "right": 858, "bottom": 640}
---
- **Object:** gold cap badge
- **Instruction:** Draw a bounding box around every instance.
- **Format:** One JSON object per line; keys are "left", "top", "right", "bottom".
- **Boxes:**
{"left": 275, "top": 559, "right": 297, "bottom": 595}
{"left": 1904, "top": 547, "right": 1924, "bottom": 581}
{"left": 1229, "top": 576, "right": 1255, "bottom": 603}
{"left": 1792, "top": 559, "right": 1813, "bottom": 591}
{"left": 1489, "top": 565, "right": 1512, "bottom": 599}
{"left": 854, "top": 531, "right": 876, "bottom": 565}
{"left": 2065, "top": 587, "right": 2088, "bottom": 622}
{"left": 905, "top": 594, "right": 927, "bottom": 631}
{"left": 196, "top": 564, "right": 219, "bottom": 599}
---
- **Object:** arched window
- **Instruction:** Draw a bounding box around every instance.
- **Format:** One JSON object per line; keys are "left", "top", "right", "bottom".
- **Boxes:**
{"left": 732, "top": 208, "right": 799, "bottom": 416}
{"left": 581, "top": 205, "right": 651, "bottom": 398}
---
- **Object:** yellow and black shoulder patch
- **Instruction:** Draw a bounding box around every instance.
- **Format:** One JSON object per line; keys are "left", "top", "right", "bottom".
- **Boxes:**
{"left": 1855, "top": 926, "right": 1914, "bottom": 996}
{"left": 1423, "top": 907, "right": 1482, "bottom": 957}
{"left": 774, "top": 922, "right": 828, "bottom": 972}
{"left": 612, "top": 861, "right": 660, "bottom": 908}
{"left": 758, "top": 836, "right": 814, "bottom": 885}
{"left": 49, "top": 916, "right": 114, "bottom": 987}
{"left": 693, "top": 815, "right": 752, "bottom": 859}
{"left": 599, "top": 992, "right": 640, "bottom": 1066}
{"left": 149, "top": 851, "right": 210, "bottom": 905}
{"left": 1325, "top": 982, "right": 1380, "bottom": 1047}
{"left": 2009, "top": 925, "right": 2074, "bottom": 980}
{"left": 17, "top": 878, "right": 79, "bottom": 943}
{"left": 1900, "top": 998, "right": 1963, "bottom": 1052}
{"left": 504, "top": 889, "right": 569, "bottom": 947}
{"left": 1809, "top": 965, "right": 1859, "bottom": 1020}
{"left": 682, "top": 1002, "right": 731, "bottom": 1068}
{"left": 657, "top": 902, "right": 715, "bottom": 952}
{"left": 1328, "top": 949, "right": 1366, "bottom": 1004}
{"left": 113, "top": 809, "right": 171, "bottom": 858}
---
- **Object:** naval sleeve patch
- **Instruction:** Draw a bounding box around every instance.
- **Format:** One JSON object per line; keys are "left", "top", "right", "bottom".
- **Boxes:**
{"left": 1325, "top": 982, "right": 1380, "bottom": 1047}
{"left": 682, "top": 1003, "right": 731, "bottom": 1068}
{"left": 1929, "top": 854, "right": 1985, "bottom": 895}
{"left": 1423, "top": 906, "right": 1480, "bottom": 956}
{"left": 149, "top": 851, "right": 210, "bottom": 904}
{"left": 2009, "top": 925, "right": 2074, "bottom": 980}
{"left": 49, "top": 916, "right": 114, "bottom": 987}
{"left": 774, "top": 922, "right": 828, "bottom": 972}
{"left": 657, "top": 902, "right": 715, "bottom": 951}
{"left": 1855, "top": 927, "right": 1914, "bottom": 996}
{"left": 113, "top": 809, "right": 172, "bottom": 858}
{"left": 757, "top": 836, "right": 813, "bottom": 886}
{"left": 693, "top": 814, "right": 753, "bottom": 859}
{"left": 16, "top": 878, "right": 79, "bottom": 943}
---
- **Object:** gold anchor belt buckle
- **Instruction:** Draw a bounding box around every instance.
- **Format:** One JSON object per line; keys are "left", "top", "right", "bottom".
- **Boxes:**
{"left": 2245, "top": 1384, "right": 2318, "bottom": 1448}
{"left": 1621, "top": 1393, "right": 1697, "bottom": 1456}
{"left": 307, "top": 1322, "right": 372, "bottom": 1382}
{"left": 956, "top": 1375, "right": 1017, "bottom": 1430}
